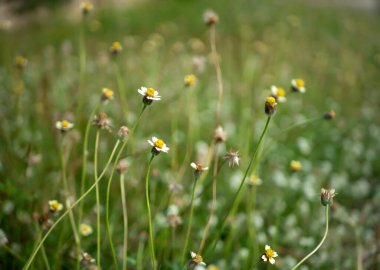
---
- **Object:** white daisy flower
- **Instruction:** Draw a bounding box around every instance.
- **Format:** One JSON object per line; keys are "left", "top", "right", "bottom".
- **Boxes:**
{"left": 271, "top": 85, "right": 287, "bottom": 102}
{"left": 261, "top": 245, "right": 278, "bottom": 265}
{"left": 147, "top": 136, "right": 169, "bottom": 155}
{"left": 56, "top": 120, "right": 74, "bottom": 132}
{"left": 190, "top": 251, "right": 206, "bottom": 266}
{"left": 291, "top": 79, "right": 306, "bottom": 93}
{"left": 138, "top": 86, "right": 161, "bottom": 105}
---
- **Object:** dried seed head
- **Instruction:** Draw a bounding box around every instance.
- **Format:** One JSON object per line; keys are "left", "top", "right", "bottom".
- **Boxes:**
{"left": 320, "top": 188, "right": 336, "bottom": 206}
{"left": 92, "top": 112, "right": 112, "bottom": 132}
{"left": 116, "top": 159, "right": 128, "bottom": 174}
{"left": 225, "top": 150, "right": 240, "bottom": 167}
{"left": 214, "top": 126, "right": 227, "bottom": 143}
{"left": 81, "top": 252, "right": 96, "bottom": 267}
{"left": 118, "top": 126, "right": 129, "bottom": 140}
{"left": 203, "top": 10, "right": 219, "bottom": 26}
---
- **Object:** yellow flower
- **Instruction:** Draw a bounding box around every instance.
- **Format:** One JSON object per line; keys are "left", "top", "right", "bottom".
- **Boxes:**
{"left": 290, "top": 160, "right": 302, "bottom": 172}
{"left": 109, "top": 41, "right": 122, "bottom": 55}
{"left": 271, "top": 85, "right": 286, "bottom": 102}
{"left": 48, "top": 200, "right": 63, "bottom": 213}
{"left": 184, "top": 74, "right": 197, "bottom": 87}
{"left": 101, "top": 87, "right": 114, "bottom": 101}
{"left": 138, "top": 86, "right": 161, "bottom": 105}
{"left": 80, "top": 1, "right": 93, "bottom": 15}
{"left": 248, "top": 175, "right": 262, "bottom": 186}
{"left": 291, "top": 78, "right": 306, "bottom": 93}
{"left": 56, "top": 120, "right": 74, "bottom": 132}
{"left": 14, "top": 55, "right": 28, "bottom": 69}
{"left": 79, "top": 223, "right": 93, "bottom": 236}
{"left": 148, "top": 136, "right": 169, "bottom": 155}
{"left": 207, "top": 265, "right": 219, "bottom": 270}
{"left": 265, "top": 96, "right": 277, "bottom": 116}
{"left": 261, "top": 245, "right": 278, "bottom": 264}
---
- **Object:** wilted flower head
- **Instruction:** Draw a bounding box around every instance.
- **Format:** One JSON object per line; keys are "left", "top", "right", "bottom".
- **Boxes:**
{"left": 291, "top": 79, "right": 306, "bottom": 93}
{"left": 79, "top": 223, "right": 93, "bottom": 236}
{"left": 14, "top": 55, "right": 28, "bottom": 69}
{"left": 116, "top": 159, "right": 128, "bottom": 174}
{"left": 192, "top": 56, "right": 206, "bottom": 73}
{"left": 271, "top": 85, "right": 286, "bottom": 102}
{"left": 166, "top": 204, "right": 182, "bottom": 228}
{"left": 34, "top": 213, "right": 53, "bottom": 230}
{"left": 265, "top": 96, "right": 277, "bottom": 116}
{"left": 101, "top": 87, "right": 114, "bottom": 102}
{"left": 137, "top": 86, "right": 161, "bottom": 105}
{"left": 56, "top": 120, "right": 74, "bottom": 132}
{"left": 168, "top": 182, "right": 183, "bottom": 193}
{"left": 109, "top": 41, "right": 122, "bottom": 55}
{"left": 118, "top": 126, "right": 129, "bottom": 140}
{"left": 191, "top": 162, "right": 209, "bottom": 178}
{"left": 80, "top": 1, "right": 93, "bottom": 15}
{"left": 290, "top": 160, "right": 302, "bottom": 172}
{"left": 0, "top": 229, "right": 8, "bottom": 247}
{"left": 261, "top": 245, "right": 278, "bottom": 264}
{"left": 48, "top": 200, "right": 63, "bottom": 214}
{"left": 321, "top": 188, "right": 336, "bottom": 206}
{"left": 81, "top": 252, "right": 96, "bottom": 267}
{"left": 324, "top": 110, "right": 336, "bottom": 120}
{"left": 184, "top": 74, "right": 197, "bottom": 87}
{"left": 190, "top": 251, "right": 206, "bottom": 266}
{"left": 203, "top": 10, "right": 219, "bottom": 26}
{"left": 225, "top": 150, "right": 240, "bottom": 167}
{"left": 214, "top": 125, "right": 227, "bottom": 143}
{"left": 148, "top": 136, "right": 170, "bottom": 155}
{"left": 92, "top": 112, "right": 112, "bottom": 132}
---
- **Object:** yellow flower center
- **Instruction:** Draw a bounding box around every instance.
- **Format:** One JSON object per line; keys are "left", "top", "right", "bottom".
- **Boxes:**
{"left": 291, "top": 160, "right": 302, "bottom": 171}
{"left": 265, "top": 97, "right": 276, "bottom": 108}
{"left": 61, "top": 120, "right": 70, "bottom": 129}
{"left": 185, "top": 74, "right": 197, "bottom": 86}
{"left": 277, "top": 88, "right": 285, "bottom": 97}
{"left": 50, "top": 201, "right": 61, "bottom": 211}
{"left": 296, "top": 79, "right": 305, "bottom": 87}
{"left": 265, "top": 248, "right": 275, "bottom": 258}
{"left": 146, "top": 88, "right": 155, "bottom": 97}
{"left": 154, "top": 139, "right": 164, "bottom": 149}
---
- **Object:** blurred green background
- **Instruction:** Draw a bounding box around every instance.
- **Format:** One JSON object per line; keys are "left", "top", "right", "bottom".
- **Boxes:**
{"left": 0, "top": 0, "right": 380, "bottom": 269}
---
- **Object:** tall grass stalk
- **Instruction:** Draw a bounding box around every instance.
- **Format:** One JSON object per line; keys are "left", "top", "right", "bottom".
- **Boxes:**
{"left": 290, "top": 206, "right": 330, "bottom": 270}
{"left": 105, "top": 105, "right": 146, "bottom": 269}
{"left": 180, "top": 175, "right": 198, "bottom": 264}
{"left": 22, "top": 140, "right": 121, "bottom": 270}
{"left": 145, "top": 155, "right": 156, "bottom": 270}
{"left": 94, "top": 130, "right": 101, "bottom": 269}
{"left": 207, "top": 116, "right": 272, "bottom": 254}
{"left": 113, "top": 61, "right": 128, "bottom": 118}
{"left": 120, "top": 173, "right": 128, "bottom": 270}
{"left": 75, "top": 19, "right": 87, "bottom": 119}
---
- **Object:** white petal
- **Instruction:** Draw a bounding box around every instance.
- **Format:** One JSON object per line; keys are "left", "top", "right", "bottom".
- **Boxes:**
{"left": 269, "top": 258, "right": 275, "bottom": 264}
{"left": 152, "top": 137, "right": 158, "bottom": 142}
{"left": 56, "top": 122, "right": 62, "bottom": 129}
{"left": 265, "top": 245, "right": 270, "bottom": 250}
{"left": 190, "top": 251, "right": 196, "bottom": 258}
{"left": 154, "top": 90, "right": 159, "bottom": 96}
{"left": 299, "top": 87, "right": 306, "bottom": 93}
{"left": 278, "top": 96, "right": 287, "bottom": 102}
{"left": 273, "top": 252, "right": 278, "bottom": 257}
{"left": 200, "top": 262, "right": 206, "bottom": 266}
{"left": 191, "top": 163, "right": 197, "bottom": 169}
{"left": 154, "top": 147, "right": 162, "bottom": 152}
{"left": 147, "top": 140, "right": 154, "bottom": 147}
{"left": 271, "top": 85, "right": 277, "bottom": 95}
{"left": 203, "top": 167, "right": 209, "bottom": 170}
{"left": 261, "top": 255, "right": 267, "bottom": 261}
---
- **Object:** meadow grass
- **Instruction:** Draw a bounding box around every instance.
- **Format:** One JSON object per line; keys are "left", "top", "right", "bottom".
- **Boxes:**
{"left": 0, "top": 0, "right": 380, "bottom": 269}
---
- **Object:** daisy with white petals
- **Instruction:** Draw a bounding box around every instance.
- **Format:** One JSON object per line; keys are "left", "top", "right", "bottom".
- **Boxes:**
{"left": 271, "top": 85, "right": 287, "bottom": 102}
{"left": 148, "top": 136, "right": 169, "bottom": 155}
{"left": 138, "top": 86, "right": 161, "bottom": 105}
{"left": 56, "top": 120, "right": 74, "bottom": 132}
{"left": 291, "top": 79, "right": 306, "bottom": 93}
{"left": 190, "top": 251, "right": 206, "bottom": 266}
{"left": 261, "top": 245, "right": 278, "bottom": 264}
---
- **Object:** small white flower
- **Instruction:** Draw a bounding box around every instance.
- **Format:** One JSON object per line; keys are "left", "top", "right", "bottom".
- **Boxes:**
{"left": 271, "top": 85, "right": 287, "bottom": 102}
{"left": 138, "top": 86, "right": 161, "bottom": 101}
{"left": 147, "top": 136, "right": 170, "bottom": 154}
{"left": 291, "top": 79, "right": 306, "bottom": 93}
{"left": 190, "top": 251, "right": 206, "bottom": 266}
{"left": 190, "top": 162, "right": 209, "bottom": 171}
{"left": 79, "top": 223, "right": 93, "bottom": 236}
{"left": 55, "top": 120, "right": 74, "bottom": 132}
{"left": 48, "top": 200, "right": 64, "bottom": 213}
{"left": 261, "top": 245, "right": 278, "bottom": 264}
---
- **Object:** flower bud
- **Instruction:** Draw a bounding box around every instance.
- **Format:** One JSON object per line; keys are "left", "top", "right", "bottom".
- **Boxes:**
{"left": 265, "top": 96, "right": 277, "bottom": 116}
{"left": 203, "top": 10, "right": 219, "bottom": 26}
{"left": 324, "top": 110, "right": 336, "bottom": 120}
{"left": 118, "top": 126, "right": 129, "bottom": 140}
{"left": 320, "top": 188, "right": 336, "bottom": 206}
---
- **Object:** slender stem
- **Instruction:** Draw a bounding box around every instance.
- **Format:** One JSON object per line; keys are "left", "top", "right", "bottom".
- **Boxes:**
{"left": 93, "top": 130, "right": 101, "bottom": 270}
{"left": 207, "top": 116, "right": 272, "bottom": 254}
{"left": 105, "top": 105, "right": 146, "bottom": 269}
{"left": 181, "top": 176, "right": 198, "bottom": 264}
{"left": 22, "top": 140, "right": 120, "bottom": 270}
{"left": 76, "top": 19, "right": 86, "bottom": 119}
{"left": 2, "top": 244, "right": 25, "bottom": 262}
{"left": 78, "top": 105, "right": 99, "bottom": 225}
{"left": 199, "top": 143, "right": 221, "bottom": 254}
{"left": 40, "top": 241, "right": 51, "bottom": 270}
{"left": 120, "top": 173, "right": 129, "bottom": 270}
{"left": 210, "top": 25, "right": 223, "bottom": 125}
{"left": 290, "top": 206, "right": 330, "bottom": 270}
{"left": 145, "top": 155, "right": 156, "bottom": 270}
{"left": 114, "top": 61, "right": 128, "bottom": 118}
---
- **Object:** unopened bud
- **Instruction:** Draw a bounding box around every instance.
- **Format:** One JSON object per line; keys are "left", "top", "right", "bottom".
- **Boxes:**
{"left": 320, "top": 188, "right": 336, "bottom": 206}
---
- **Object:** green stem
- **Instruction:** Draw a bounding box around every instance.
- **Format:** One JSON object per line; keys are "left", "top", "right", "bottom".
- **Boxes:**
{"left": 145, "top": 155, "right": 156, "bottom": 270}
{"left": 114, "top": 61, "right": 128, "bottom": 118}
{"left": 94, "top": 130, "right": 101, "bottom": 270}
{"left": 2, "top": 244, "right": 25, "bottom": 262}
{"left": 290, "top": 206, "right": 330, "bottom": 270}
{"left": 207, "top": 116, "right": 272, "bottom": 254}
{"left": 105, "top": 105, "right": 146, "bottom": 269}
{"left": 78, "top": 105, "right": 99, "bottom": 225}
{"left": 76, "top": 19, "right": 86, "bottom": 119}
{"left": 40, "top": 241, "right": 51, "bottom": 270}
{"left": 22, "top": 140, "right": 120, "bottom": 270}
{"left": 120, "top": 173, "right": 128, "bottom": 270}
{"left": 181, "top": 176, "right": 198, "bottom": 264}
